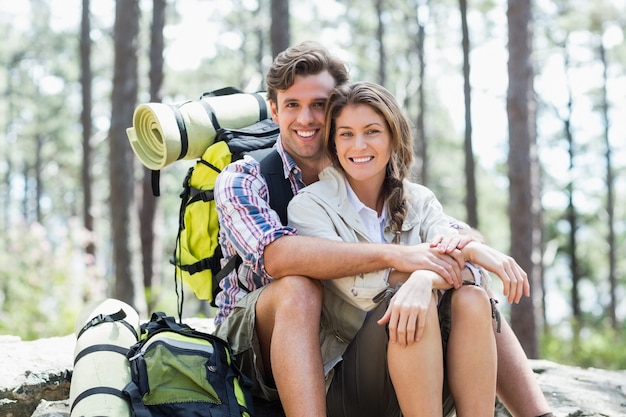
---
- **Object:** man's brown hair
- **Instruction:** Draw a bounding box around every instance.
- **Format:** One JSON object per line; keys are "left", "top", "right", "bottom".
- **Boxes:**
{"left": 265, "top": 41, "right": 349, "bottom": 104}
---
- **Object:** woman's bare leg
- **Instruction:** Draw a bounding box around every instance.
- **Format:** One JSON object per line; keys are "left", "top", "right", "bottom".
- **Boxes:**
{"left": 388, "top": 295, "right": 443, "bottom": 417}
{"left": 447, "top": 285, "right": 497, "bottom": 417}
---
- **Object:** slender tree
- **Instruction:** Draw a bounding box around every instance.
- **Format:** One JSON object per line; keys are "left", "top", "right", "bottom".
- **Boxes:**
{"left": 507, "top": 0, "right": 540, "bottom": 357}
{"left": 80, "top": 0, "right": 95, "bottom": 263}
{"left": 598, "top": 36, "right": 617, "bottom": 330}
{"left": 414, "top": 1, "right": 427, "bottom": 185}
{"left": 561, "top": 40, "right": 582, "bottom": 325}
{"left": 110, "top": 0, "right": 140, "bottom": 307}
{"left": 375, "top": 0, "right": 387, "bottom": 85}
{"left": 140, "top": 0, "right": 166, "bottom": 310}
{"left": 459, "top": 0, "right": 478, "bottom": 228}
{"left": 270, "top": 0, "right": 290, "bottom": 58}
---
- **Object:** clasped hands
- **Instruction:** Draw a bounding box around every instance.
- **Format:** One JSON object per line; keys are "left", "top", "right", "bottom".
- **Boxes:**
{"left": 379, "top": 233, "right": 529, "bottom": 346}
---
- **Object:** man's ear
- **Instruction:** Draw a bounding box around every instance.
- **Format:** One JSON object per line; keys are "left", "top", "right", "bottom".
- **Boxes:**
{"left": 270, "top": 100, "right": 279, "bottom": 123}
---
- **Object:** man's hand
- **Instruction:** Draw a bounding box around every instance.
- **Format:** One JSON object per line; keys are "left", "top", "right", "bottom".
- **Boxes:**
{"left": 462, "top": 241, "right": 530, "bottom": 303}
{"left": 377, "top": 270, "right": 438, "bottom": 346}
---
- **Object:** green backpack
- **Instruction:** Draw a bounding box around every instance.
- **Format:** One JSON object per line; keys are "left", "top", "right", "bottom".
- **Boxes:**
{"left": 172, "top": 118, "right": 293, "bottom": 311}
{"left": 124, "top": 312, "right": 254, "bottom": 417}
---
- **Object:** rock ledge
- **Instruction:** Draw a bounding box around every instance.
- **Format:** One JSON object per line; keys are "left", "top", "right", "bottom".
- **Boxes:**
{"left": 2, "top": 325, "right": 625, "bottom": 417}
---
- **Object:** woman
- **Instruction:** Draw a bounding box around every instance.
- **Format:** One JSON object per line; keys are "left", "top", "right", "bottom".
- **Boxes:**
{"left": 288, "top": 81, "right": 528, "bottom": 416}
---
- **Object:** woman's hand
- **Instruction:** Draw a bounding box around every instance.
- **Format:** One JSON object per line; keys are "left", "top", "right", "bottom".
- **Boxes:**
{"left": 430, "top": 233, "right": 476, "bottom": 253}
{"left": 377, "top": 270, "right": 439, "bottom": 347}
{"left": 394, "top": 243, "right": 465, "bottom": 289}
{"left": 462, "top": 241, "right": 530, "bottom": 303}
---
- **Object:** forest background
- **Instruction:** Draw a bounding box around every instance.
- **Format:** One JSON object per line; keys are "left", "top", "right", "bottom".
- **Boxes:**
{"left": 1, "top": 0, "right": 625, "bottom": 370}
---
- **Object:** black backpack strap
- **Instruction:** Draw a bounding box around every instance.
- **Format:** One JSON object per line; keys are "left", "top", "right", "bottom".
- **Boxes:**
{"left": 123, "top": 381, "right": 152, "bottom": 417}
{"left": 76, "top": 308, "right": 138, "bottom": 341}
{"left": 259, "top": 149, "right": 294, "bottom": 225}
{"left": 213, "top": 149, "right": 292, "bottom": 303}
{"left": 145, "top": 311, "right": 189, "bottom": 330}
{"left": 72, "top": 386, "right": 130, "bottom": 415}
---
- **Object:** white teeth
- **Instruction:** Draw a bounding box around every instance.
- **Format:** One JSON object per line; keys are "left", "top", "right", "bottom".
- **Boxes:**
{"left": 298, "top": 130, "right": 315, "bottom": 138}
{"left": 352, "top": 157, "right": 372, "bottom": 163}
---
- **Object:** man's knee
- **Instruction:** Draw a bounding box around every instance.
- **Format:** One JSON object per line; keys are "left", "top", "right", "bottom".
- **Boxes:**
{"left": 263, "top": 275, "right": 323, "bottom": 314}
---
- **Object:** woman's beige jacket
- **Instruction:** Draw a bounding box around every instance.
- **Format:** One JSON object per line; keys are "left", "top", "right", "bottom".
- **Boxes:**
{"left": 287, "top": 165, "right": 457, "bottom": 381}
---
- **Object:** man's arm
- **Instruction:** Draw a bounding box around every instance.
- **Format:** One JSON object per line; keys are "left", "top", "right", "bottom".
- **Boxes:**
{"left": 264, "top": 235, "right": 465, "bottom": 286}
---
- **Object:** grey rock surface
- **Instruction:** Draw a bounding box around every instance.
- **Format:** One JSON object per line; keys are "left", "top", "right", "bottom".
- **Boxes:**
{"left": 2, "top": 322, "right": 625, "bottom": 417}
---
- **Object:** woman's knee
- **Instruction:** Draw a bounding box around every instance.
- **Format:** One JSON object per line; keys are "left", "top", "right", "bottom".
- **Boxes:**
{"left": 451, "top": 284, "right": 493, "bottom": 321}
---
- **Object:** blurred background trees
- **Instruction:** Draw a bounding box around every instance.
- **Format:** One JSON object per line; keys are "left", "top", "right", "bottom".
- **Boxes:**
{"left": 0, "top": 0, "right": 624, "bottom": 369}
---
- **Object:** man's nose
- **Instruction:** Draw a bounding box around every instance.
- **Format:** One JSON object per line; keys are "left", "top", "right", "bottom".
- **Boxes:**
{"left": 297, "top": 106, "right": 314, "bottom": 124}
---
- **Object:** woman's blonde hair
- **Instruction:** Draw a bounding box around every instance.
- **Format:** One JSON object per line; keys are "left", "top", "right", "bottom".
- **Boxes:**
{"left": 323, "top": 82, "right": 414, "bottom": 236}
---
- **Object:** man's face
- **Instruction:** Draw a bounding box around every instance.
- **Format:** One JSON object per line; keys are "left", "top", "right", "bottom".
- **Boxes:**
{"left": 270, "top": 71, "right": 336, "bottom": 165}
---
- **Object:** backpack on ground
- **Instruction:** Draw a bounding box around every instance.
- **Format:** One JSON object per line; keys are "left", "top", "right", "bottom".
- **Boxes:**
{"left": 123, "top": 312, "right": 254, "bottom": 417}
{"left": 171, "top": 117, "right": 293, "bottom": 312}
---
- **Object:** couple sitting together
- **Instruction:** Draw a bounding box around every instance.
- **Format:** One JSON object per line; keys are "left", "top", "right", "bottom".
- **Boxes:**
{"left": 212, "top": 41, "right": 554, "bottom": 417}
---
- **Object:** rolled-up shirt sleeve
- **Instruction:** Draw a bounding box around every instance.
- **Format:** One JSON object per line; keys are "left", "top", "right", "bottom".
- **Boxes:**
{"left": 215, "top": 156, "right": 297, "bottom": 279}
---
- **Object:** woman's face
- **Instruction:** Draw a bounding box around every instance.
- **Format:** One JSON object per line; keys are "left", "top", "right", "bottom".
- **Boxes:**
{"left": 334, "top": 103, "right": 391, "bottom": 187}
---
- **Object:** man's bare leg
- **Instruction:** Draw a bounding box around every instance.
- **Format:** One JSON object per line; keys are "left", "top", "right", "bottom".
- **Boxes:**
{"left": 495, "top": 318, "right": 553, "bottom": 417}
{"left": 255, "top": 275, "right": 326, "bottom": 417}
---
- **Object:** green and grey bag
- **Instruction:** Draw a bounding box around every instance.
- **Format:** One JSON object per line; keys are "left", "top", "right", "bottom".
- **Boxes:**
{"left": 123, "top": 312, "right": 253, "bottom": 417}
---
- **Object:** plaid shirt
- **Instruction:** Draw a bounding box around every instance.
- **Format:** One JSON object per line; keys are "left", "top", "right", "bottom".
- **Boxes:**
{"left": 213, "top": 138, "right": 303, "bottom": 324}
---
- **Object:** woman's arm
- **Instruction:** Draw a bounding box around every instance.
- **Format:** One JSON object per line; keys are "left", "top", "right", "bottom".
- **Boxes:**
{"left": 377, "top": 269, "right": 446, "bottom": 346}
{"left": 460, "top": 241, "right": 530, "bottom": 303}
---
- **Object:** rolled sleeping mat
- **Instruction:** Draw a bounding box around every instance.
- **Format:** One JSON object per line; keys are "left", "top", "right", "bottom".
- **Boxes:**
{"left": 69, "top": 298, "right": 140, "bottom": 417}
{"left": 127, "top": 90, "right": 271, "bottom": 170}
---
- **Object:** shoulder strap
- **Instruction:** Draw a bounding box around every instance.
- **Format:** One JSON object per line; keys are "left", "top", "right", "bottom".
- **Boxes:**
{"left": 259, "top": 148, "right": 294, "bottom": 225}
{"left": 213, "top": 149, "right": 293, "bottom": 286}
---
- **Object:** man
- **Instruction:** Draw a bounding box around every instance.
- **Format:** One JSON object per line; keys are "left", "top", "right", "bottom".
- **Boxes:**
{"left": 213, "top": 41, "right": 552, "bottom": 417}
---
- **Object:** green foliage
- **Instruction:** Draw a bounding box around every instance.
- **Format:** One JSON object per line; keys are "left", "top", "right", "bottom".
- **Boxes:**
{"left": 542, "top": 322, "right": 626, "bottom": 370}
{"left": 0, "top": 218, "right": 104, "bottom": 340}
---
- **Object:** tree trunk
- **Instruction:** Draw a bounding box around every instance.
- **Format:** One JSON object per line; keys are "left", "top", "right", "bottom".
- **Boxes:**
{"left": 270, "top": 0, "right": 290, "bottom": 58}
{"left": 507, "top": 0, "right": 540, "bottom": 358}
{"left": 375, "top": 0, "right": 386, "bottom": 86}
{"left": 80, "top": 0, "right": 95, "bottom": 264}
{"left": 459, "top": 0, "right": 478, "bottom": 228}
{"left": 110, "top": 0, "right": 140, "bottom": 307}
{"left": 409, "top": 0, "right": 427, "bottom": 185}
{"left": 599, "top": 38, "right": 617, "bottom": 330}
{"left": 35, "top": 133, "right": 43, "bottom": 223}
{"left": 561, "top": 42, "right": 581, "bottom": 325}
{"left": 140, "top": 0, "right": 166, "bottom": 310}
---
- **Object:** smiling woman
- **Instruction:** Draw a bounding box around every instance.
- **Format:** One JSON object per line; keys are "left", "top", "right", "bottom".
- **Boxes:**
{"left": 333, "top": 103, "right": 392, "bottom": 212}
{"left": 286, "top": 81, "right": 538, "bottom": 416}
